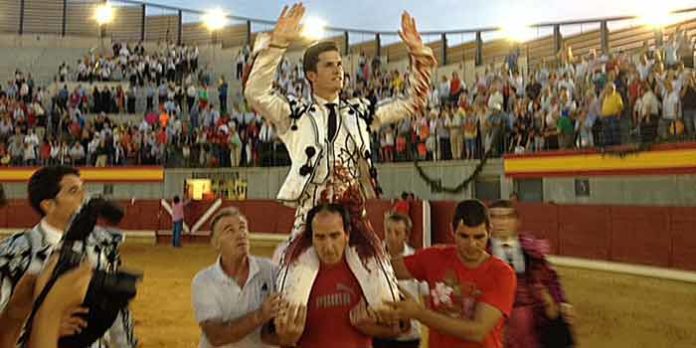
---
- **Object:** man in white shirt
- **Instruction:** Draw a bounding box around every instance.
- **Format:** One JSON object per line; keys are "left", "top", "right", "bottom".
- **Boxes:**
{"left": 23, "top": 129, "right": 39, "bottom": 150}
{"left": 77, "top": 60, "right": 87, "bottom": 81}
{"left": 59, "top": 62, "right": 69, "bottom": 82}
{"left": 639, "top": 83, "right": 661, "bottom": 142}
{"left": 236, "top": 51, "right": 246, "bottom": 80}
{"left": 0, "top": 166, "right": 138, "bottom": 347}
{"left": 429, "top": 84, "right": 440, "bottom": 109}
{"left": 187, "top": 84, "right": 198, "bottom": 113}
{"left": 191, "top": 207, "right": 280, "bottom": 348}
{"left": 511, "top": 70, "right": 525, "bottom": 97}
{"left": 487, "top": 85, "right": 504, "bottom": 111}
{"left": 23, "top": 143, "right": 36, "bottom": 165}
{"left": 375, "top": 213, "right": 426, "bottom": 348}
{"left": 637, "top": 54, "right": 653, "bottom": 81}
{"left": 69, "top": 142, "right": 86, "bottom": 166}
{"left": 664, "top": 35, "right": 680, "bottom": 69}
{"left": 660, "top": 80, "right": 681, "bottom": 139}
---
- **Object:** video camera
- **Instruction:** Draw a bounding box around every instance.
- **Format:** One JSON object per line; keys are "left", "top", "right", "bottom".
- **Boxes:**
{"left": 25, "top": 197, "right": 141, "bottom": 348}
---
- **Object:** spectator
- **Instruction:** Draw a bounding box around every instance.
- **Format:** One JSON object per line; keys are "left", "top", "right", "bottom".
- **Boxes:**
{"left": 381, "top": 125, "right": 395, "bottom": 163}
{"left": 660, "top": 80, "right": 681, "bottom": 140}
{"left": 450, "top": 72, "right": 464, "bottom": 106}
{"left": 600, "top": 82, "right": 624, "bottom": 146}
{"left": 485, "top": 103, "right": 507, "bottom": 157}
{"left": 639, "top": 83, "right": 660, "bottom": 143}
{"left": 235, "top": 50, "right": 245, "bottom": 80}
{"left": 448, "top": 107, "right": 464, "bottom": 160}
{"left": 675, "top": 26, "right": 693, "bottom": 69}
{"left": 664, "top": 34, "right": 680, "bottom": 69}
{"left": 69, "top": 141, "right": 85, "bottom": 165}
{"left": 463, "top": 109, "right": 478, "bottom": 160}
{"left": 8, "top": 129, "right": 23, "bottom": 165}
{"left": 95, "top": 139, "right": 109, "bottom": 167}
{"left": 436, "top": 109, "right": 451, "bottom": 160}
{"left": 24, "top": 128, "right": 39, "bottom": 154}
{"left": 146, "top": 84, "right": 155, "bottom": 111}
{"left": 59, "top": 140, "right": 70, "bottom": 164}
{"left": 218, "top": 76, "right": 228, "bottom": 115}
{"left": 23, "top": 142, "right": 36, "bottom": 166}
{"left": 680, "top": 70, "right": 696, "bottom": 137}
{"left": 438, "top": 75, "right": 450, "bottom": 107}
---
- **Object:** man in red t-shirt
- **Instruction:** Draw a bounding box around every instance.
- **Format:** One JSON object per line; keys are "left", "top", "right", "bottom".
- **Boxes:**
{"left": 389, "top": 200, "right": 516, "bottom": 348}
{"left": 263, "top": 203, "right": 403, "bottom": 348}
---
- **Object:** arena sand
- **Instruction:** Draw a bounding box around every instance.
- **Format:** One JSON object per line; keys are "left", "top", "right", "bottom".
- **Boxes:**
{"left": 115, "top": 240, "right": 696, "bottom": 347}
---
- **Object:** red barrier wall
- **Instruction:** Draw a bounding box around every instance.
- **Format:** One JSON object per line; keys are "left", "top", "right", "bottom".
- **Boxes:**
{"left": 429, "top": 202, "right": 696, "bottom": 271}
{"left": 671, "top": 208, "right": 696, "bottom": 270}
{"left": 5, "top": 199, "right": 693, "bottom": 271}
{"left": 0, "top": 199, "right": 425, "bottom": 248}
{"left": 408, "top": 201, "right": 425, "bottom": 249}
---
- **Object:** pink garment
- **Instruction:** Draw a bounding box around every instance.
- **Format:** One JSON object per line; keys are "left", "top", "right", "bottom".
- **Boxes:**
{"left": 504, "top": 267, "right": 544, "bottom": 347}
{"left": 505, "top": 306, "right": 540, "bottom": 348}
{"left": 145, "top": 112, "right": 158, "bottom": 125}
{"left": 171, "top": 202, "right": 185, "bottom": 222}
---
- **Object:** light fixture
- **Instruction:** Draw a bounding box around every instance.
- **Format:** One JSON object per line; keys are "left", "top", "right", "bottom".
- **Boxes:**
{"left": 94, "top": 2, "right": 114, "bottom": 26}
{"left": 500, "top": 22, "right": 535, "bottom": 43}
{"left": 639, "top": 11, "right": 675, "bottom": 29}
{"left": 302, "top": 16, "right": 326, "bottom": 40}
{"left": 203, "top": 9, "right": 228, "bottom": 31}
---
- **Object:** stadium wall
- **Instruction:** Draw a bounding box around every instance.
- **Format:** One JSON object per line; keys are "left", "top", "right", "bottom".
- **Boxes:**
{"left": 2, "top": 162, "right": 696, "bottom": 206}
{"left": 429, "top": 201, "right": 696, "bottom": 271}
{"left": 0, "top": 198, "right": 427, "bottom": 249}
{"left": 1, "top": 197, "right": 694, "bottom": 271}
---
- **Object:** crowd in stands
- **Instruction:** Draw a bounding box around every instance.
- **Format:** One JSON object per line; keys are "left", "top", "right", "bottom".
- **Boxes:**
{"left": 373, "top": 26, "right": 696, "bottom": 163}
{"left": 61, "top": 41, "right": 200, "bottom": 85}
{"left": 0, "top": 26, "right": 694, "bottom": 168}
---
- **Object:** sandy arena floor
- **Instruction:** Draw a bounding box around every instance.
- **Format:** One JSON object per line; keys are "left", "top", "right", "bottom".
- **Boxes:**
{"left": 118, "top": 239, "right": 696, "bottom": 348}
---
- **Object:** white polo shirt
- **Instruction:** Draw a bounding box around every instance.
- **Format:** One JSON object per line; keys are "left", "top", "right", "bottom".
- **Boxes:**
{"left": 192, "top": 256, "right": 277, "bottom": 348}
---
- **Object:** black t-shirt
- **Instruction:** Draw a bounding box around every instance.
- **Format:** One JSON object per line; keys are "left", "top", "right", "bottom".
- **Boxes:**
{"left": 682, "top": 84, "right": 696, "bottom": 110}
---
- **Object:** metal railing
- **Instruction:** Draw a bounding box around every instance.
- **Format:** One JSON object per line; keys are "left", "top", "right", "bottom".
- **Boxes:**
{"left": 1, "top": 0, "right": 695, "bottom": 66}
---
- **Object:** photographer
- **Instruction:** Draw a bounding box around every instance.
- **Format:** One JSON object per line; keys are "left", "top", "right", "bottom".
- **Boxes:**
{"left": 0, "top": 165, "right": 138, "bottom": 347}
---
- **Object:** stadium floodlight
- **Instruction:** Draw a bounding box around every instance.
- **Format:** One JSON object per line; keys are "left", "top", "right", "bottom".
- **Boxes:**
{"left": 203, "top": 9, "right": 228, "bottom": 31}
{"left": 635, "top": 2, "right": 682, "bottom": 29}
{"left": 94, "top": 2, "right": 114, "bottom": 26}
{"left": 639, "top": 10, "right": 675, "bottom": 29}
{"left": 302, "top": 17, "right": 326, "bottom": 40}
{"left": 500, "top": 22, "right": 535, "bottom": 43}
